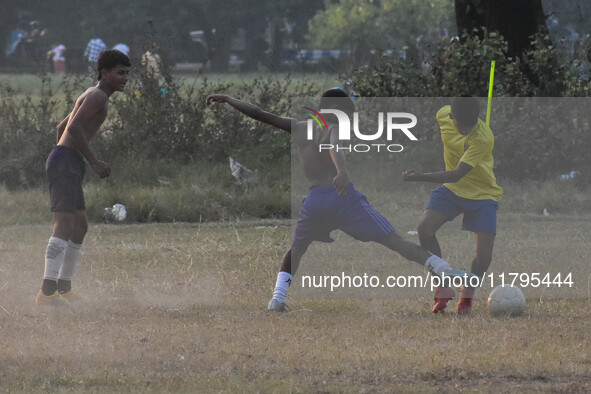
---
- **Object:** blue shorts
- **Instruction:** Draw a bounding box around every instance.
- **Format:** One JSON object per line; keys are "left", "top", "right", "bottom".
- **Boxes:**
{"left": 426, "top": 185, "right": 498, "bottom": 234}
{"left": 293, "top": 183, "right": 395, "bottom": 245}
{"left": 46, "top": 146, "right": 86, "bottom": 212}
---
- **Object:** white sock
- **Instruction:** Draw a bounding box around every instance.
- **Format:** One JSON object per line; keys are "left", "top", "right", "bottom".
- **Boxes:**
{"left": 58, "top": 241, "right": 82, "bottom": 281}
{"left": 44, "top": 237, "right": 68, "bottom": 280}
{"left": 425, "top": 255, "right": 453, "bottom": 275}
{"left": 272, "top": 271, "right": 292, "bottom": 303}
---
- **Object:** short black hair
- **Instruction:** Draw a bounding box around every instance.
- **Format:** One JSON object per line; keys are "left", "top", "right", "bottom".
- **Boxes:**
{"left": 319, "top": 88, "right": 355, "bottom": 117}
{"left": 451, "top": 95, "right": 480, "bottom": 128}
{"left": 97, "top": 50, "right": 131, "bottom": 80}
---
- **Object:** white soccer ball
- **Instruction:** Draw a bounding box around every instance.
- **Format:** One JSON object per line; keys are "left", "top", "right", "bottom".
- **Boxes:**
{"left": 105, "top": 203, "right": 127, "bottom": 222}
{"left": 487, "top": 284, "right": 526, "bottom": 316}
{"left": 111, "top": 203, "right": 127, "bottom": 221}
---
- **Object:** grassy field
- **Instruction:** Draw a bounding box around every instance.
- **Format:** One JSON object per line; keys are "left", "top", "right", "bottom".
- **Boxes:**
{"left": 1, "top": 70, "right": 590, "bottom": 391}
{"left": 1, "top": 207, "right": 590, "bottom": 392}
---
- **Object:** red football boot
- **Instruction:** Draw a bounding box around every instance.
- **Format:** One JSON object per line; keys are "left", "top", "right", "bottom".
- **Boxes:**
{"left": 456, "top": 286, "right": 475, "bottom": 315}
{"left": 432, "top": 287, "right": 455, "bottom": 313}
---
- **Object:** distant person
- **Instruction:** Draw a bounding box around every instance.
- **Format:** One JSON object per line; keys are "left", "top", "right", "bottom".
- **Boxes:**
{"left": 142, "top": 47, "right": 162, "bottom": 79}
{"left": 27, "top": 20, "right": 42, "bottom": 39}
{"left": 7, "top": 29, "right": 27, "bottom": 57}
{"left": 140, "top": 43, "right": 168, "bottom": 96}
{"left": 206, "top": 89, "right": 474, "bottom": 312}
{"left": 403, "top": 96, "right": 503, "bottom": 315}
{"left": 47, "top": 44, "right": 66, "bottom": 73}
{"left": 84, "top": 38, "right": 106, "bottom": 64}
{"left": 35, "top": 50, "right": 130, "bottom": 306}
{"left": 113, "top": 43, "right": 130, "bottom": 56}
{"left": 25, "top": 20, "right": 46, "bottom": 61}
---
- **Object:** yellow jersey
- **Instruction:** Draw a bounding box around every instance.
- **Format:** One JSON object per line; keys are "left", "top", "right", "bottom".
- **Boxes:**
{"left": 436, "top": 105, "right": 503, "bottom": 201}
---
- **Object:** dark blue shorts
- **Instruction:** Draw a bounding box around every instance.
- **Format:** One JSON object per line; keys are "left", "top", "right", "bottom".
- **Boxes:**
{"left": 425, "top": 185, "right": 498, "bottom": 234}
{"left": 293, "top": 183, "right": 395, "bottom": 245}
{"left": 46, "top": 146, "right": 86, "bottom": 212}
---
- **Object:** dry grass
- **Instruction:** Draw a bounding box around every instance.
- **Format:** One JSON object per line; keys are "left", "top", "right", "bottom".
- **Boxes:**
{"left": 3, "top": 70, "right": 589, "bottom": 391}
{"left": 1, "top": 211, "right": 591, "bottom": 392}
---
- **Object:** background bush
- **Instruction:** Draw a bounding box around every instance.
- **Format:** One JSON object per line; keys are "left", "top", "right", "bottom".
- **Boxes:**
{"left": 1, "top": 31, "right": 590, "bottom": 223}
{"left": 0, "top": 74, "right": 59, "bottom": 189}
{"left": 0, "top": 61, "right": 313, "bottom": 222}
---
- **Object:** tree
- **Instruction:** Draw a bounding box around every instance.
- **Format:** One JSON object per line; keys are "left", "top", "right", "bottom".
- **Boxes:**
{"left": 380, "top": 0, "right": 455, "bottom": 63}
{"left": 307, "top": 0, "right": 383, "bottom": 65}
{"left": 307, "top": 0, "right": 455, "bottom": 67}
{"left": 454, "top": 0, "right": 565, "bottom": 94}
{"left": 455, "top": 0, "right": 549, "bottom": 58}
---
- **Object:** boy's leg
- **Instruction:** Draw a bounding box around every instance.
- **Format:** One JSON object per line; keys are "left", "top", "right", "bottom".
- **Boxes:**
{"left": 456, "top": 198, "right": 498, "bottom": 314}
{"left": 416, "top": 209, "right": 455, "bottom": 313}
{"left": 41, "top": 146, "right": 86, "bottom": 304}
{"left": 270, "top": 187, "right": 325, "bottom": 312}
{"left": 280, "top": 240, "right": 310, "bottom": 275}
{"left": 472, "top": 232, "right": 495, "bottom": 278}
{"left": 39, "top": 212, "right": 75, "bottom": 297}
{"left": 57, "top": 211, "right": 88, "bottom": 295}
{"left": 269, "top": 241, "right": 311, "bottom": 312}
{"left": 376, "top": 231, "right": 433, "bottom": 265}
{"left": 457, "top": 232, "right": 495, "bottom": 315}
{"left": 375, "top": 231, "right": 463, "bottom": 276}
{"left": 417, "top": 209, "right": 449, "bottom": 257}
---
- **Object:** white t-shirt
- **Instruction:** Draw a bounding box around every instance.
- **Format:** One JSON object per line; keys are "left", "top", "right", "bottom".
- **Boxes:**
{"left": 50, "top": 44, "right": 66, "bottom": 61}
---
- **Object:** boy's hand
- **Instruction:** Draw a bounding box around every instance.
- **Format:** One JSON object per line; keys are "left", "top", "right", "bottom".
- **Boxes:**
{"left": 402, "top": 169, "right": 422, "bottom": 182}
{"left": 206, "top": 94, "right": 229, "bottom": 107}
{"left": 333, "top": 171, "right": 350, "bottom": 195}
{"left": 91, "top": 159, "right": 111, "bottom": 179}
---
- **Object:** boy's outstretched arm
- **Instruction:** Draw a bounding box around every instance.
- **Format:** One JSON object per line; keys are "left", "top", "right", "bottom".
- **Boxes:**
{"left": 206, "top": 94, "right": 294, "bottom": 133}
{"left": 402, "top": 161, "right": 472, "bottom": 183}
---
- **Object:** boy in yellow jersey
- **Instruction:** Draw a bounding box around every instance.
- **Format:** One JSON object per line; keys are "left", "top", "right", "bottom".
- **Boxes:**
{"left": 403, "top": 96, "right": 502, "bottom": 314}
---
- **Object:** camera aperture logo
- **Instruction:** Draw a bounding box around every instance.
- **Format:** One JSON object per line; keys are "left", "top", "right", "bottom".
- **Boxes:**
{"left": 304, "top": 107, "right": 328, "bottom": 131}
{"left": 304, "top": 107, "right": 418, "bottom": 153}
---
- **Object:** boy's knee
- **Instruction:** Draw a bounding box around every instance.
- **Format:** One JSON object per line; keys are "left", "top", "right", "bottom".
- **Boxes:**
{"left": 69, "top": 218, "right": 88, "bottom": 243}
{"left": 417, "top": 221, "right": 436, "bottom": 239}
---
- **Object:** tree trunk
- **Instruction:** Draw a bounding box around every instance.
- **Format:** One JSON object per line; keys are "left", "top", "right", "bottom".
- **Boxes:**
{"left": 454, "top": 0, "right": 561, "bottom": 94}
{"left": 455, "top": 0, "right": 548, "bottom": 58}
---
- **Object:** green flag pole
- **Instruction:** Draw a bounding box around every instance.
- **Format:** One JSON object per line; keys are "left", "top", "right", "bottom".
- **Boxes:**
{"left": 486, "top": 60, "right": 496, "bottom": 126}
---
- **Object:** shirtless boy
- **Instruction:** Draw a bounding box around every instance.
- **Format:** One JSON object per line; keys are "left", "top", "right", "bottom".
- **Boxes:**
{"left": 206, "top": 89, "right": 473, "bottom": 312}
{"left": 36, "top": 49, "right": 130, "bottom": 305}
